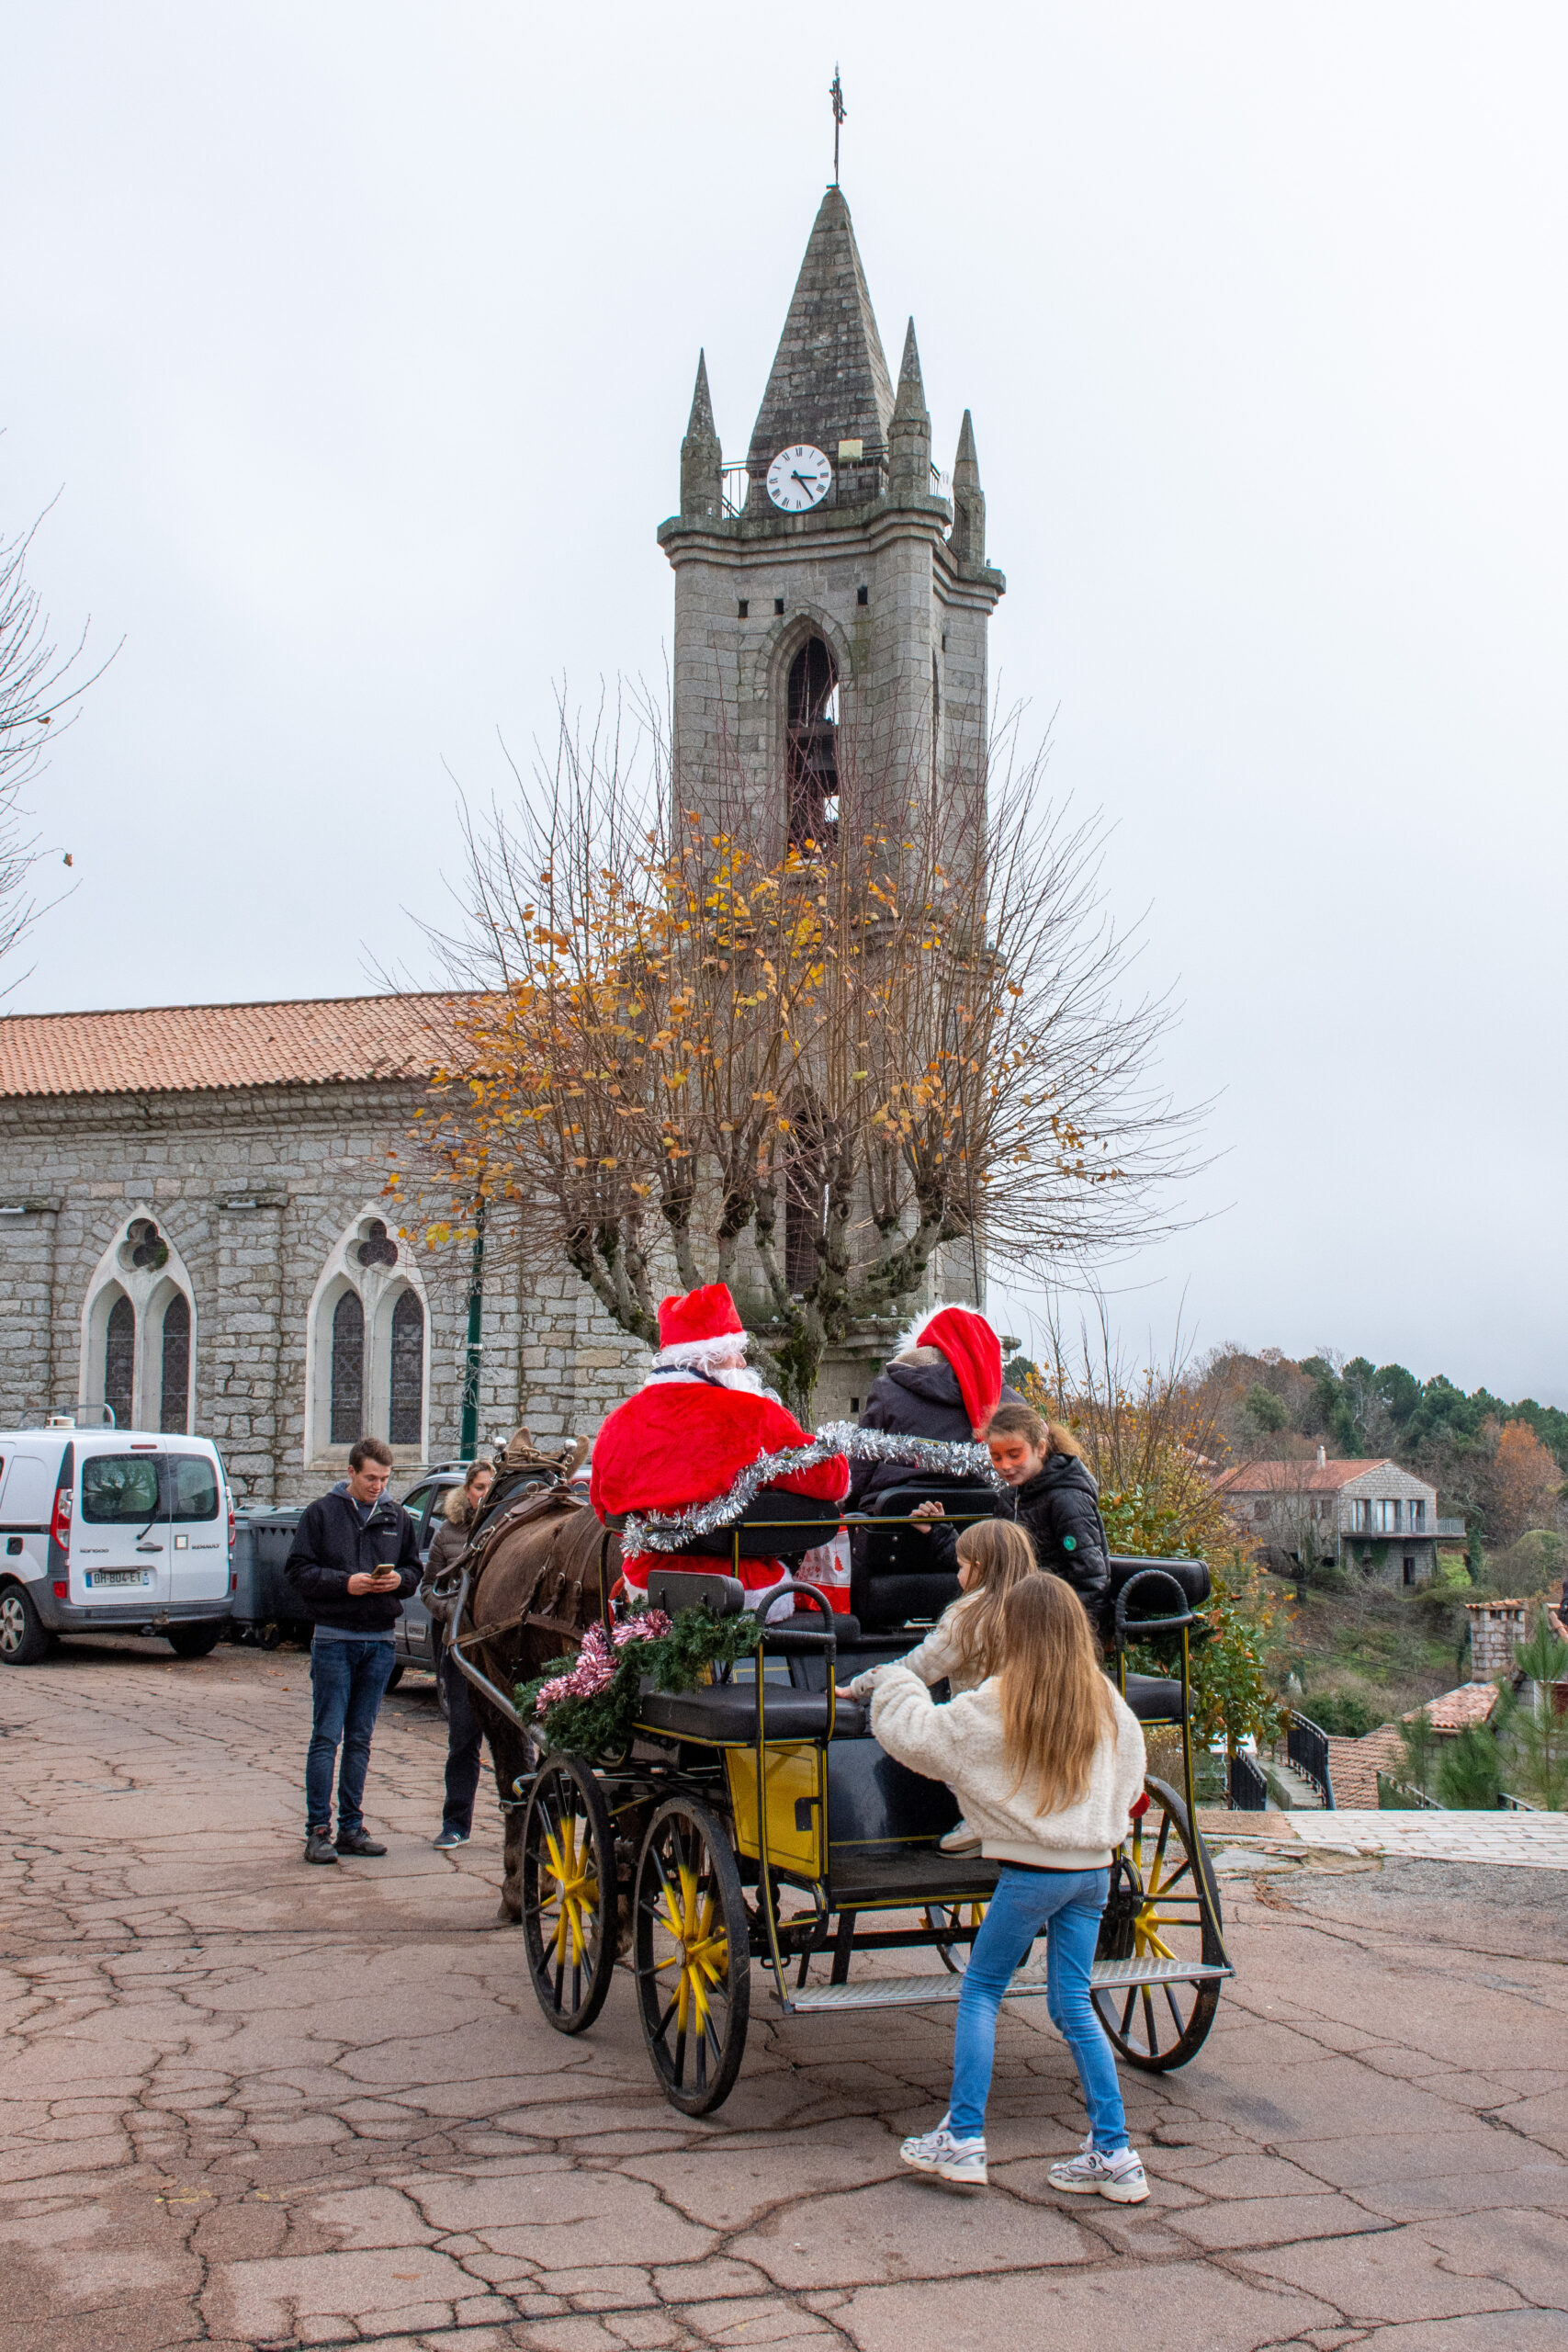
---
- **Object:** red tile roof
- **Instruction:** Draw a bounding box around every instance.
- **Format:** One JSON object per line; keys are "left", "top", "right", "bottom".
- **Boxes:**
{"left": 1215, "top": 1458, "right": 1393, "bottom": 1495}
{"left": 1325, "top": 1724, "right": 1404, "bottom": 1807}
{"left": 0, "top": 994, "right": 470, "bottom": 1099}
{"left": 1411, "top": 1682, "right": 1501, "bottom": 1733}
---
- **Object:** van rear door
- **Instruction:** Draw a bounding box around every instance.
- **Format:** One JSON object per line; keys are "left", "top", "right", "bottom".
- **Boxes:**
{"left": 75, "top": 1446, "right": 169, "bottom": 1607}
{"left": 0, "top": 1451, "right": 61, "bottom": 1582}
{"left": 164, "top": 1450, "right": 228, "bottom": 1602}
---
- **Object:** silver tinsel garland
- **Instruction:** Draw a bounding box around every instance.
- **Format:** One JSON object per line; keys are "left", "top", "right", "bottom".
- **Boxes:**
{"left": 620, "top": 1422, "right": 1003, "bottom": 1555}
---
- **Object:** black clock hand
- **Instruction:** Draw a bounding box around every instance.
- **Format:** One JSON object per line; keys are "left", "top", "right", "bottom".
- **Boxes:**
{"left": 792, "top": 471, "right": 818, "bottom": 491}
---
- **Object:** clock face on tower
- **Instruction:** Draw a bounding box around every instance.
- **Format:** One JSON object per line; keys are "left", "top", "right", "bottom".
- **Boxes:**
{"left": 766, "top": 444, "right": 833, "bottom": 512}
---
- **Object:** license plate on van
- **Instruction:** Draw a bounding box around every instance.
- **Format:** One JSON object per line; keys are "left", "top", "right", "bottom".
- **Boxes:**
{"left": 87, "top": 1570, "right": 150, "bottom": 1589}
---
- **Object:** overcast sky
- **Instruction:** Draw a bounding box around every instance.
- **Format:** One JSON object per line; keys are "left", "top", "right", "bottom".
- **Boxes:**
{"left": 5, "top": 5, "right": 1565, "bottom": 1402}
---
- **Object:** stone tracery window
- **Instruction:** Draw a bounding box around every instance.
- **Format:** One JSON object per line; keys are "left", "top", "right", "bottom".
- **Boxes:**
{"left": 389, "top": 1290, "right": 424, "bottom": 1446}
{"left": 330, "top": 1290, "right": 366, "bottom": 1445}
{"left": 159, "top": 1293, "right": 191, "bottom": 1434}
{"left": 104, "top": 1295, "right": 134, "bottom": 1430}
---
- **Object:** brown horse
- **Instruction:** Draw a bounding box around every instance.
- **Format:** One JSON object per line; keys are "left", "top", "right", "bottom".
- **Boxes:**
{"left": 446, "top": 1486, "right": 619, "bottom": 1921}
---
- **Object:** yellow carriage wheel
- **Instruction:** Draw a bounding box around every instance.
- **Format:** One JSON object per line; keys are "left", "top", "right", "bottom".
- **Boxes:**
{"left": 634, "top": 1797, "right": 750, "bottom": 2115}
{"left": 1092, "top": 1775, "right": 1224, "bottom": 2072}
{"left": 521, "top": 1755, "right": 618, "bottom": 2034}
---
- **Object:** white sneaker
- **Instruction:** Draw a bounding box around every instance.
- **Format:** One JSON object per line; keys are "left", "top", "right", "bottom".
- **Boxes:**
{"left": 900, "top": 2123, "right": 988, "bottom": 2186}
{"left": 939, "top": 1820, "right": 982, "bottom": 1855}
{"left": 1047, "top": 2141, "right": 1148, "bottom": 2203}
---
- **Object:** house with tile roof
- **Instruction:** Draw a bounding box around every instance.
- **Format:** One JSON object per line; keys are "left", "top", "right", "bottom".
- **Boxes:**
{"left": 0, "top": 994, "right": 646, "bottom": 1503}
{"left": 1215, "top": 1452, "right": 1447, "bottom": 1588}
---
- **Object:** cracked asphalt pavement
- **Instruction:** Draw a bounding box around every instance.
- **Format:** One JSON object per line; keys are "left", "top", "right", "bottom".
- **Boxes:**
{"left": 1, "top": 1639, "right": 1564, "bottom": 2352}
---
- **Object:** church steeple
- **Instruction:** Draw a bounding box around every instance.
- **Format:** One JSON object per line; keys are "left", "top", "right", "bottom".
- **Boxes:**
{"left": 745, "top": 187, "right": 895, "bottom": 483}
{"left": 886, "top": 318, "right": 931, "bottom": 503}
{"left": 680, "top": 350, "right": 722, "bottom": 522}
{"left": 950, "top": 408, "right": 986, "bottom": 569}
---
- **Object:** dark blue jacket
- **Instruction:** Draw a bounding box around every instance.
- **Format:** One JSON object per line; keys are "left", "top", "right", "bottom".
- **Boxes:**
{"left": 285, "top": 1484, "right": 421, "bottom": 1633}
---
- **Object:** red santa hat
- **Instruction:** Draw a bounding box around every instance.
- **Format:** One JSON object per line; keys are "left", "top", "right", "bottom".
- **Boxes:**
{"left": 653, "top": 1282, "right": 750, "bottom": 1368}
{"left": 902, "top": 1303, "right": 1004, "bottom": 1439}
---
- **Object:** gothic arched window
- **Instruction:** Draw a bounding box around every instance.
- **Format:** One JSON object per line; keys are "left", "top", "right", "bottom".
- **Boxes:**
{"left": 159, "top": 1294, "right": 191, "bottom": 1434}
{"left": 389, "top": 1290, "right": 424, "bottom": 1447}
{"left": 105, "top": 1295, "right": 134, "bottom": 1430}
{"left": 330, "top": 1291, "right": 365, "bottom": 1445}
{"left": 786, "top": 637, "right": 839, "bottom": 851}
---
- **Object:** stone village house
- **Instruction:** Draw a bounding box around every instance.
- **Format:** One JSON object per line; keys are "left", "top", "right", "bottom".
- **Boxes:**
{"left": 0, "top": 996, "right": 645, "bottom": 1504}
{"left": 0, "top": 187, "right": 1006, "bottom": 1500}
{"left": 1215, "top": 1453, "right": 1460, "bottom": 1588}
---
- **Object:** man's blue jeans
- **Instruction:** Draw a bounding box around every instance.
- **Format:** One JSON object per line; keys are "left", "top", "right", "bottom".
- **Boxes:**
{"left": 948, "top": 1863, "right": 1129, "bottom": 2151}
{"left": 306, "top": 1637, "right": 398, "bottom": 1835}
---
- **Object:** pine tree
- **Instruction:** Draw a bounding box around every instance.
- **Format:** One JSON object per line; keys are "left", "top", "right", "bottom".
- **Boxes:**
{"left": 1436, "top": 1724, "right": 1501, "bottom": 1810}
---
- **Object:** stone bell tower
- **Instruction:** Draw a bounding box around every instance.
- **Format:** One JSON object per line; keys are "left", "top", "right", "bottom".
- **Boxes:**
{"left": 658, "top": 187, "right": 1005, "bottom": 844}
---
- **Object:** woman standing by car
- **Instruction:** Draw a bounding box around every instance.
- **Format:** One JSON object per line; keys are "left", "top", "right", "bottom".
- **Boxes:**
{"left": 421, "top": 1462, "right": 494, "bottom": 1849}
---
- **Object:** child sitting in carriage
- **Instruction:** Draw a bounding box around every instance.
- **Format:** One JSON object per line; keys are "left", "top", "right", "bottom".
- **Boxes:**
{"left": 837, "top": 1518, "right": 1037, "bottom": 1853}
{"left": 869, "top": 1573, "right": 1149, "bottom": 2199}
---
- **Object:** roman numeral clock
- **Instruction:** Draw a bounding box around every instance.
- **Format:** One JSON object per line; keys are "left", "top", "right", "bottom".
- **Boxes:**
{"left": 765, "top": 444, "right": 832, "bottom": 511}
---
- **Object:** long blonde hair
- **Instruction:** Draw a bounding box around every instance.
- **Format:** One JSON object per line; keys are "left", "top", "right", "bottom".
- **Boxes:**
{"left": 948, "top": 1519, "right": 1039, "bottom": 1680}
{"left": 997, "top": 1574, "right": 1115, "bottom": 1812}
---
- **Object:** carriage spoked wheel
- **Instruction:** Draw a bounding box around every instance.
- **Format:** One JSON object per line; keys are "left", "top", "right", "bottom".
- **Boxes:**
{"left": 1092, "top": 1774, "right": 1224, "bottom": 2072}
{"left": 521, "top": 1755, "right": 618, "bottom": 2036}
{"left": 923, "top": 1900, "right": 992, "bottom": 1975}
{"left": 634, "top": 1798, "right": 750, "bottom": 2115}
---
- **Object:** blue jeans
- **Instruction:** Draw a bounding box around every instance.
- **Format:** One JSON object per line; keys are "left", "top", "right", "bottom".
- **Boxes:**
{"left": 948, "top": 1864, "right": 1128, "bottom": 2152}
{"left": 306, "top": 1637, "right": 398, "bottom": 1834}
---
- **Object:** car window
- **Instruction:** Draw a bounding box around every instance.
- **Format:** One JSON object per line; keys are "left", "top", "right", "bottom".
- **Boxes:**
{"left": 82, "top": 1454, "right": 162, "bottom": 1522}
{"left": 400, "top": 1483, "right": 435, "bottom": 1524}
{"left": 166, "top": 1455, "right": 220, "bottom": 1522}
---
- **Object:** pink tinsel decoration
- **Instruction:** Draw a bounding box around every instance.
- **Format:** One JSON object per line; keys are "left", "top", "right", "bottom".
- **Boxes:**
{"left": 534, "top": 1609, "right": 672, "bottom": 1716}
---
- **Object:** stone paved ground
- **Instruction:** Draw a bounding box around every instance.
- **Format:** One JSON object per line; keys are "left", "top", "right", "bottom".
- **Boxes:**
{"left": 2, "top": 1640, "right": 1565, "bottom": 2352}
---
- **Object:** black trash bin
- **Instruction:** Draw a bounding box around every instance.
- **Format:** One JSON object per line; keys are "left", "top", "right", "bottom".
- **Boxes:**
{"left": 231, "top": 1507, "right": 308, "bottom": 1645}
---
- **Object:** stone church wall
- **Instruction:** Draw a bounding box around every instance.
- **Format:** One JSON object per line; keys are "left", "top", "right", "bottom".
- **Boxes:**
{"left": 0, "top": 1081, "right": 646, "bottom": 1505}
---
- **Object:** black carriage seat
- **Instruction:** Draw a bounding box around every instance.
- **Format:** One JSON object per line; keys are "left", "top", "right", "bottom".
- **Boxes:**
{"left": 849, "top": 1476, "right": 994, "bottom": 1634}
{"left": 1119, "top": 1671, "right": 1187, "bottom": 1723}
{"left": 636, "top": 1686, "right": 869, "bottom": 1743}
{"left": 1107, "top": 1555, "right": 1211, "bottom": 1615}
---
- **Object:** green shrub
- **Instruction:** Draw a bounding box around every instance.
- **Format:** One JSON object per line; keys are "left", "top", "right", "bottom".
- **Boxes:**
{"left": 1308, "top": 1691, "right": 1378, "bottom": 1737}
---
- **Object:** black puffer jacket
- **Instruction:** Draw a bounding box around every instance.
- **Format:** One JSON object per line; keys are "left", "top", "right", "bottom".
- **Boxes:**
{"left": 926, "top": 1450, "right": 1111, "bottom": 1626}
{"left": 848, "top": 1360, "right": 1026, "bottom": 1511}
{"left": 285, "top": 1485, "right": 421, "bottom": 1634}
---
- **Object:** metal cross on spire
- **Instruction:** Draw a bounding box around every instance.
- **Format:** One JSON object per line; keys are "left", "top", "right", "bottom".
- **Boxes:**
{"left": 829, "top": 65, "right": 846, "bottom": 185}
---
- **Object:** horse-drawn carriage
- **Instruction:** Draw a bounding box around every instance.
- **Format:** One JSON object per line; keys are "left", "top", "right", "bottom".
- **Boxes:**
{"left": 445, "top": 1467, "right": 1233, "bottom": 2118}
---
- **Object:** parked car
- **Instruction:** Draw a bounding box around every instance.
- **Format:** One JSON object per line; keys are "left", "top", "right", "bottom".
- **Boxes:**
{"left": 0, "top": 1420, "right": 234, "bottom": 1666}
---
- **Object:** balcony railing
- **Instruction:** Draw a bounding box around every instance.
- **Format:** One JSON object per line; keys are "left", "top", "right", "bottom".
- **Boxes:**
{"left": 717, "top": 456, "right": 953, "bottom": 522}
{"left": 1285, "top": 1710, "right": 1336, "bottom": 1807}
{"left": 1437, "top": 1518, "right": 1467, "bottom": 1539}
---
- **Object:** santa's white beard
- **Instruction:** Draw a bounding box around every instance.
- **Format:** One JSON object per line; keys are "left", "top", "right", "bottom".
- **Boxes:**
{"left": 647, "top": 1362, "right": 765, "bottom": 1393}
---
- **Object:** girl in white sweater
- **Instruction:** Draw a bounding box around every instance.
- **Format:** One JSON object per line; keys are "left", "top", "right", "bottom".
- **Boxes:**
{"left": 868, "top": 1573, "right": 1149, "bottom": 2199}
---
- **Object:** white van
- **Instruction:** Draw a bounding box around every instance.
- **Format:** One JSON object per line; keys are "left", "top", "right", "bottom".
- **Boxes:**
{"left": 0, "top": 1422, "right": 235, "bottom": 1666}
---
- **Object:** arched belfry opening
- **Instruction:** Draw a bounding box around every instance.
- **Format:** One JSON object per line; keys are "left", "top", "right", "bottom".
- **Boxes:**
{"left": 785, "top": 637, "right": 840, "bottom": 852}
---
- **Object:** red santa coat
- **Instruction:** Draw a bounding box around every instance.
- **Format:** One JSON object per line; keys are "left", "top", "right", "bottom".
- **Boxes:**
{"left": 592, "top": 1381, "right": 849, "bottom": 1593}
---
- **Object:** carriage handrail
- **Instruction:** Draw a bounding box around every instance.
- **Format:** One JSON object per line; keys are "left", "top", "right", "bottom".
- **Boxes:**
{"left": 440, "top": 1559, "right": 536, "bottom": 1732}
{"left": 1112, "top": 1566, "right": 1202, "bottom": 1650}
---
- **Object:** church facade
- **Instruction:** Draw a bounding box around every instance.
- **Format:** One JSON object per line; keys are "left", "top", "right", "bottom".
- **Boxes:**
{"left": 0, "top": 185, "right": 1004, "bottom": 1498}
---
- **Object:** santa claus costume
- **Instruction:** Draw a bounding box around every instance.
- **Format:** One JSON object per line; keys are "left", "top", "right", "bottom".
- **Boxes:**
{"left": 590, "top": 1283, "right": 849, "bottom": 1606}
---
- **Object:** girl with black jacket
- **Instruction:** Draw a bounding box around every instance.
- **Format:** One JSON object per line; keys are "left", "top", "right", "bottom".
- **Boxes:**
{"left": 915, "top": 1400, "right": 1111, "bottom": 1631}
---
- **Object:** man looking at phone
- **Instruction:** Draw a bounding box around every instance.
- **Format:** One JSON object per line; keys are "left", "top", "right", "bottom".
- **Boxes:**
{"left": 285, "top": 1436, "right": 422, "bottom": 1865}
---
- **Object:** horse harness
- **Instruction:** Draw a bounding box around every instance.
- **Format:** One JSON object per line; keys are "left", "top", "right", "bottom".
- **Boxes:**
{"left": 441, "top": 1483, "right": 607, "bottom": 1657}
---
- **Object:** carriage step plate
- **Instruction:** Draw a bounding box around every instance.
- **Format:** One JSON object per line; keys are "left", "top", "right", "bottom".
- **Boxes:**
{"left": 778, "top": 1956, "right": 1233, "bottom": 2016}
